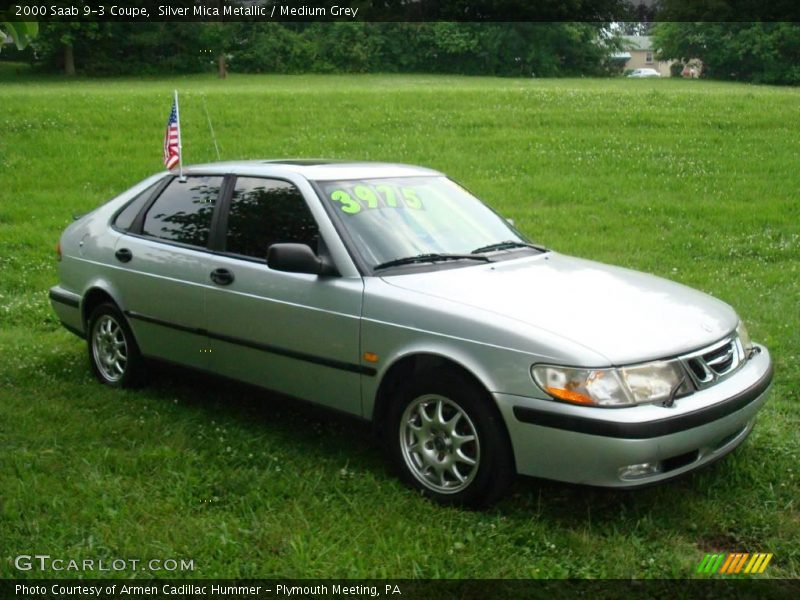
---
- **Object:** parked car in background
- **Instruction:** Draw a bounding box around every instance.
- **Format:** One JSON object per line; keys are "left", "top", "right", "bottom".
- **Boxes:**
{"left": 628, "top": 68, "right": 662, "bottom": 78}
{"left": 50, "top": 160, "right": 773, "bottom": 506}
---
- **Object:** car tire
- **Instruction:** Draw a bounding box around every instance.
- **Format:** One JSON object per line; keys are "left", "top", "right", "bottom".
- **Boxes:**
{"left": 87, "top": 302, "right": 145, "bottom": 388}
{"left": 385, "top": 368, "right": 515, "bottom": 507}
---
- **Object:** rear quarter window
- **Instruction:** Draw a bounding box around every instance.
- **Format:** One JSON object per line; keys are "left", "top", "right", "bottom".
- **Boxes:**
{"left": 113, "top": 181, "right": 161, "bottom": 231}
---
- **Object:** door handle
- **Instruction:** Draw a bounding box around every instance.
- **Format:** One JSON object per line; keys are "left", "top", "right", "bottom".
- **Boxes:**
{"left": 210, "top": 268, "right": 234, "bottom": 286}
{"left": 115, "top": 248, "right": 133, "bottom": 263}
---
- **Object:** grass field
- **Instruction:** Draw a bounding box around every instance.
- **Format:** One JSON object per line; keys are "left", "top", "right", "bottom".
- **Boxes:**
{"left": 1, "top": 65, "right": 798, "bottom": 579}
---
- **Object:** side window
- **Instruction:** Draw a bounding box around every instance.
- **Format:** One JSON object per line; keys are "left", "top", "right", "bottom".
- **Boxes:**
{"left": 225, "top": 178, "right": 319, "bottom": 259}
{"left": 114, "top": 181, "right": 161, "bottom": 231}
{"left": 142, "top": 176, "right": 222, "bottom": 247}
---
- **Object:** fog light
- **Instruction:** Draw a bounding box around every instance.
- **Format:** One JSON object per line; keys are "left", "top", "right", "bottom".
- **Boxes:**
{"left": 619, "top": 462, "right": 662, "bottom": 481}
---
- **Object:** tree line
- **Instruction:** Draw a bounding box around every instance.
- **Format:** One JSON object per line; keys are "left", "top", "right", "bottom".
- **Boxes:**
{"left": 3, "top": 19, "right": 799, "bottom": 85}
{"left": 653, "top": 22, "right": 800, "bottom": 86}
{"left": 9, "top": 22, "right": 621, "bottom": 78}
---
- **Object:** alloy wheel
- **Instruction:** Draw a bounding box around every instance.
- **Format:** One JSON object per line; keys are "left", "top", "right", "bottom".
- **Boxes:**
{"left": 91, "top": 314, "right": 128, "bottom": 383}
{"left": 399, "top": 394, "right": 481, "bottom": 494}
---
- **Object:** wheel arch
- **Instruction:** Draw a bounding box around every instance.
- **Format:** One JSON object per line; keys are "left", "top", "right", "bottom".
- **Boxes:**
{"left": 371, "top": 352, "right": 515, "bottom": 463}
{"left": 81, "top": 284, "right": 123, "bottom": 331}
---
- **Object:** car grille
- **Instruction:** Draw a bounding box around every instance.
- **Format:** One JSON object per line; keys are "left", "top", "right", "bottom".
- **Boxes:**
{"left": 680, "top": 336, "right": 745, "bottom": 390}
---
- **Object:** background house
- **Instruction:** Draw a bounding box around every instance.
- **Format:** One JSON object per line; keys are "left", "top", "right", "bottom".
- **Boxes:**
{"left": 614, "top": 35, "right": 674, "bottom": 76}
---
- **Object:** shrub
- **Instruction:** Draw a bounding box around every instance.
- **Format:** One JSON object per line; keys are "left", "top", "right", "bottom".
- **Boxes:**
{"left": 670, "top": 62, "right": 684, "bottom": 77}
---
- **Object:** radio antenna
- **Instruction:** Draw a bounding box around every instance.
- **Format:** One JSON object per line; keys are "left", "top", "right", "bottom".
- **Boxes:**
{"left": 201, "top": 95, "right": 221, "bottom": 160}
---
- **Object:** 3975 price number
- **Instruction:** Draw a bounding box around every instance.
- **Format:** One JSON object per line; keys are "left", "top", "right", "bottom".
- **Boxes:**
{"left": 329, "top": 185, "right": 425, "bottom": 215}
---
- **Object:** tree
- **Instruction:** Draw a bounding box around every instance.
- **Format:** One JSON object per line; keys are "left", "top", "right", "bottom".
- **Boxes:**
{"left": 655, "top": 0, "right": 800, "bottom": 23}
{"left": 653, "top": 22, "right": 800, "bottom": 85}
{"left": 200, "top": 22, "right": 232, "bottom": 79}
{"left": 618, "top": 22, "right": 653, "bottom": 37}
{"left": 0, "top": 20, "right": 38, "bottom": 51}
{"left": 27, "top": 21, "right": 624, "bottom": 78}
{"left": 34, "top": 22, "right": 107, "bottom": 75}
{"left": 199, "top": 1, "right": 258, "bottom": 78}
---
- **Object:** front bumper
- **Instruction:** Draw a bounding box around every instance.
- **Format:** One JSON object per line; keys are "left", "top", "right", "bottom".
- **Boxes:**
{"left": 494, "top": 345, "right": 773, "bottom": 487}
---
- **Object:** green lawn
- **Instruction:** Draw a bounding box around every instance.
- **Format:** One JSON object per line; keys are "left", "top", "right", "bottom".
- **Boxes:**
{"left": 1, "top": 69, "right": 798, "bottom": 579}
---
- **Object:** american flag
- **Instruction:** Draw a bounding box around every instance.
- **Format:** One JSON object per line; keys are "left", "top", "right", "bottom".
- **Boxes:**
{"left": 163, "top": 98, "right": 180, "bottom": 170}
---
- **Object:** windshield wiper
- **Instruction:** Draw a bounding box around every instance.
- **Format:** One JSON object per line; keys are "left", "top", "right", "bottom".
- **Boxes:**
{"left": 373, "top": 253, "right": 491, "bottom": 271}
{"left": 470, "top": 240, "right": 547, "bottom": 254}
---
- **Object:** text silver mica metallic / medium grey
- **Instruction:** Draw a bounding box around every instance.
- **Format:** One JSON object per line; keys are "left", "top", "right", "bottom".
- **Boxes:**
{"left": 49, "top": 160, "right": 773, "bottom": 506}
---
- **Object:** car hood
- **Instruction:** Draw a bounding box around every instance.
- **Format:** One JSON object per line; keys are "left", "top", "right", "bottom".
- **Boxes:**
{"left": 381, "top": 253, "right": 739, "bottom": 365}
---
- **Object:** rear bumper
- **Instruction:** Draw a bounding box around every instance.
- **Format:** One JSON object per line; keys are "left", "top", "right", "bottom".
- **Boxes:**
{"left": 49, "top": 286, "right": 84, "bottom": 338}
{"left": 495, "top": 345, "right": 773, "bottom": 487}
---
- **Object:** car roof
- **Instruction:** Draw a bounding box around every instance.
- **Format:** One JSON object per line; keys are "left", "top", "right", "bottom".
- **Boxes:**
{"left": 183, "top": 159, "right": 442, "bottom": 181}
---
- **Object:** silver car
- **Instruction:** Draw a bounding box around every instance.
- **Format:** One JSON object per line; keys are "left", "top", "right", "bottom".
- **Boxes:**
{"left": 628, "top": 68, "right": 662, "bottom": 78}
{"left": 50, "top": 160, "right": 773, "bottom": 506}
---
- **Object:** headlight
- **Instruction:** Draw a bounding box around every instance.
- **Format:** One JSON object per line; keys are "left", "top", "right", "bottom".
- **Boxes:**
{"left": 531, "top": 366, "right": 630, "bottom": 406}
{"left": 532, "top": 361, "right": 693, "bottom": 407}
{"left": 619, "top": 361, "right": 693, "bottom": 405}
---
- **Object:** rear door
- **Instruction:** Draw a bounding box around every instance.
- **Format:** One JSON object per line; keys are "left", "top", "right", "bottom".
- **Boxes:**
{"left": 113, "top": 175, "right": 225, "bottom": 369}
{"left": 204, "top": 176, "right": 364, "bottom": 415}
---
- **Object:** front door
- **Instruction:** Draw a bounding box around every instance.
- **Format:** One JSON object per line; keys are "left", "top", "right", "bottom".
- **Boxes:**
{"left": 204, "top": 176, "right": 364, "bottom": 415}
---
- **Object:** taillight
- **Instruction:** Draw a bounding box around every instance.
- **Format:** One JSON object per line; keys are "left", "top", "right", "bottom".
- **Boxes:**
{"left": 56, "top": 241, "right": 62, "bottom": 261}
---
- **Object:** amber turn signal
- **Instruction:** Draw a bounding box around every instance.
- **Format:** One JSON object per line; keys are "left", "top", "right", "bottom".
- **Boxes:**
{"left": 545, "top": 386, "right": 595, "bottom": 405}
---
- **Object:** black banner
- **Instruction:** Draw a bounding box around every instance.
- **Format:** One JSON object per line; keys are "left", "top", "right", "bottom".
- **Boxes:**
{"left": 3, "top": 579, "right": 800, "bottom": 600}
{"left": 2, "top": 0, "right": 800, "bottom": 22}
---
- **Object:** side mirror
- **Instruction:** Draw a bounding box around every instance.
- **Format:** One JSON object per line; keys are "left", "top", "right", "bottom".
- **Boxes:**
{"left": 267, "top": 243, "right": 337, "bottom": 276}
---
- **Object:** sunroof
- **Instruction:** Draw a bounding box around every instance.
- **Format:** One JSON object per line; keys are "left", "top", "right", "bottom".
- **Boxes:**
{"left": 261, "top": 159, "right": 344, "bottom": 166}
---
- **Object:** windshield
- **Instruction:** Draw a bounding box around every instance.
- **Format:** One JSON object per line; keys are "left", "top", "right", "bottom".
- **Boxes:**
{"left": 317, "top": 176, "right": 529, "bottom": 271}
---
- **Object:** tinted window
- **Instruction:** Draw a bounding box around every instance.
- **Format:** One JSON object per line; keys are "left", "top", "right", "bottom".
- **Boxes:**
{"left": 225, "top": 178, "right": 318, "bottom": 259}
{"left": 142, "top": 176, "right": 222, "bottom": 247}
{"left": 114, "top": 181, "right": 161, "bottom": 231}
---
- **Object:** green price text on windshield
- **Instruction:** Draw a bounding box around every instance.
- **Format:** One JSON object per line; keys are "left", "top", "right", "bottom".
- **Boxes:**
{"left": 328, "top": 185, "right": 425, "bottom": 215}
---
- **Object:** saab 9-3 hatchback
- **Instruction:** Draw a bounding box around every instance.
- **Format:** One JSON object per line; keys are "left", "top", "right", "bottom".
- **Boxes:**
{"left": 50, "top": 160, "right": 773, "bottom": 506}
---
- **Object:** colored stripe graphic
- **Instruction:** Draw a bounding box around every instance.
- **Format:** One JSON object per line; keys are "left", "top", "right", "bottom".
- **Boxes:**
{"left": 697, "top": 554, "right": 726, "bottom": 574}
{"left": 744, "top": 554, "right": 760, "bottom": 573}
{"left": 699, "top": 552, "right": 773, "bottom": 575}
{"left": 733, "top": 553, "right": 750, "bottom": 573}
{"left": 719, "top": 554, "right": 736, "bottom": 574}
{"left": 709, "top": 554, "right": 725, "bottom": 574}
{"left": 757, "top": 554, "right": 773, "bottom": 573}
{"left": 723, "top": 553, "right": 749, "bottom": 574}
{"left": 697, "top": 554, "right": 711, "bottom": 573}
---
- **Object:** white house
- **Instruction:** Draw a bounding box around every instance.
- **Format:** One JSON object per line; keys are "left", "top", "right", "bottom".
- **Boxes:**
{"left": 614, "top": 35, "right": 674, "bottom": 76}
